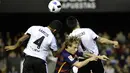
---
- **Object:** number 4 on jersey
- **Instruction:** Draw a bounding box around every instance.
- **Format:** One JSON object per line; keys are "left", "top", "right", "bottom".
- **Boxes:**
{"left": 33, "top": 36, "right": 45, "bottom": 49}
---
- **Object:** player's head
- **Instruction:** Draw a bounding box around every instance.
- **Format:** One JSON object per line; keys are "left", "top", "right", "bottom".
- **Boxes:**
{"left": 48, "top": 20, "right": 62, "bottom": 33}
{"left": 65, "top": 36, "right": 80, "bottom": 54}
{"left": 66, "top": 16, "right": 80, "bottom": 29}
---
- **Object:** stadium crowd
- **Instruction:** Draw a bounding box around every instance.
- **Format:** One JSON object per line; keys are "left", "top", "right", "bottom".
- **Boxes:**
{"left": 0, "top": 31, "right": 130, "bottom": 73}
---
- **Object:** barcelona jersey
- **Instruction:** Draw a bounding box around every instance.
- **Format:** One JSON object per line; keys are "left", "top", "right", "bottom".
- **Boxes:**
{"left": 54, "top": 50, "right": 83, "bottom": 73}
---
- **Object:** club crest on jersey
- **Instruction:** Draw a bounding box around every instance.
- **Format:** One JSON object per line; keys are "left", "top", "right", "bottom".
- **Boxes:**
{"left": 68, "top": 55, "right": 74, "bottom": 61}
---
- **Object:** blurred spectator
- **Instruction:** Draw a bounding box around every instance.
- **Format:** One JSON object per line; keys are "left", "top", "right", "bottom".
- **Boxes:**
{"left": 126, "top": 55, "right": 130, "bottom": 72}
{"left": 119, "top": 54, "right": 126, "bottom": 68}
{"left": 102, "top": 32, "right": 111, "bottom": 39}
{"left": 116, "top": 31, "right": 126, "bottom": 44}
{"left": 123, "top": 65, "right": 129, "bottom": 73}
{"left": 124, "top": 47, "right": 130, "bottom": 58}
{"left": 126, "top": 32, "right": 130, "bottom": 48}
{"left": 8, "top": 66, "right": 18, "bottom": 73}
{"left": 6, "top": 38, "right": 12, "bottom": 46}
{"left": 0, "top": 45, "right": 6, "bottom": 60}
{"left": 0, "top": 31, "right": 130, "bottom": 73}
{"left": 115, "top": 43, "right": 126, "bottom": 56}
{"left": 7, "top": 51, "right": 21, "bottom": 73}
{"left": 64, "top": 32, "right": 68, "bottom": 39}
{"left": 0, "top": 58, "right": 6, "bottom": 73}
{"left": 104, "top": 61, "right": 115, "bottom": 73}
{"left": 0, "top": 38, "right": 4, "bottom": 48}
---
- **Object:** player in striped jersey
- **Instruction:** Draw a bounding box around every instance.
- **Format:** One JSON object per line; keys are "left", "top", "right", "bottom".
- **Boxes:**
{"left": 54, "top": 36, "right": 109, "bottom": 73}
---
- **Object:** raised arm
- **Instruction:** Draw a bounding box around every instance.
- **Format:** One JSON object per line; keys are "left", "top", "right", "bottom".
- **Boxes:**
{"left": 96, "top": 37, "right": 119, "bottom": 48}
{"left": 5, "top": 34, "right": 30, "bottom": 51}
{"left": 88, "top": 28, "right": 119, "bottom": 48}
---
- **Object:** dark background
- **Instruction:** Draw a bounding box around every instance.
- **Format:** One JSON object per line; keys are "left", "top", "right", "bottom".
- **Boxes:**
{"left": 0, "top": 12, "right": 130, "bottom": 36}
{"left": 0, "top": 0, "right": 130, "bottom": 36}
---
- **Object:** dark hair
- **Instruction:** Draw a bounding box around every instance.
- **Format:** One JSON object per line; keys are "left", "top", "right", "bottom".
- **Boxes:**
{"left": 49, "top": 20, "right": 62, "bottom": 32}
{"left": 66, "top": 16, "right": 78, "bottom": 29}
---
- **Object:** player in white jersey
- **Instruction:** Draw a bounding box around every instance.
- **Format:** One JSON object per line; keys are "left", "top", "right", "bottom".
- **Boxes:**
{"left": 66, "top": 16, "right": 119, "bottom": 73}
{"left": 5, "top": 20, "right": 63, "bottom": 73}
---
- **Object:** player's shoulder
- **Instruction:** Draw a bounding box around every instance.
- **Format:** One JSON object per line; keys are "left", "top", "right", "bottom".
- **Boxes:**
{"left": 33, "top": 25, "right": 44, "bottom": 28}
{"left": 81, "top": 28, "right": 94, "bottom": 32}
{"left": 73, "top": 28, "right": 91, "bottom": 31}
{"left": 81, "top": 28, "right": 92, "bottom": 30}
{"left": 29, "top": 25, "right": 44, "bottom": 29}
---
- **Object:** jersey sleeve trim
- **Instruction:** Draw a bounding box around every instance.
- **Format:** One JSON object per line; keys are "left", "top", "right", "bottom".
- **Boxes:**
{"left": 58, "top": 62, "right": 66, "bottom": 73}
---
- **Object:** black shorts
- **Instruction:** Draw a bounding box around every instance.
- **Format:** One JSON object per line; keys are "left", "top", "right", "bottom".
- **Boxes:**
{"left": 78, "top": 59, "right": 104, "bottom": 73}
{"left": 23, "top": 56, "right": 47, "bottom": 73}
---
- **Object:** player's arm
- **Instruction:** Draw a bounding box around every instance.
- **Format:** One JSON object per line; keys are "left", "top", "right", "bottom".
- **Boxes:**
{"left": 5, "top": 34, "right": 30, "bottom": 51}
{"left": 5, "top": 26, "right": 34, "bottom": 51}
{"left": 50, "top": 36, "right": 65, "bottom": 57}
{"left": 52, "top": 42, "right": 65, "bottom": 57}
{"left": 96, "top": 37, "right": 119, "bottom": 48}
{"left": 73, "top": 55, "right": 109, "bottom": 68}
{"left": 73, "top": 56, "right": 97, "bottom": 68}
{"left": 55, "top": 42, "right": 65, "bottom": 56}
{"left": 76, "top": 51, "right": 92, "bottom": 59}
{"left": 88, "top": 28, "right": 119, "bottom": 48}
{"left": 96, "top": 55, "right": 109, "bottom": 61}
{"left": 82, "top": 52, "right": 95, "bottom": 58}
{"left": 78, "top": 51, "right": 109, "bottom": 61}
{"left": 83, "top": 52, "right": 109, "bottom": 61}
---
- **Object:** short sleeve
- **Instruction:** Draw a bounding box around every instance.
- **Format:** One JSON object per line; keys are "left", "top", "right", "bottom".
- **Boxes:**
{"left": 50, "top": 36, "right": 58, "bottom": 51}
{"left": 24, "top": 26, "right": 34, "bottom": 35}
{"left": 88, "top": 28, "right": 99, "bottom": 40}
{"left": 63, "top": 54, "right": 77, "bottom": 65}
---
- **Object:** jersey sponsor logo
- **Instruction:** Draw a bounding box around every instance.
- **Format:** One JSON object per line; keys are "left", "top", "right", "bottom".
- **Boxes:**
{"left": 68, "top": 55, "right": 74, "bottom": 61}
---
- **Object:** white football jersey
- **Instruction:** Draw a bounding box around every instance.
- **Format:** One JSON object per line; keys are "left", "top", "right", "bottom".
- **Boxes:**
{"left": 69, "top": 28, "right": 99, "bottom": 55}
{"left": 23, "top": 26, "right": 58, "bottom": 61}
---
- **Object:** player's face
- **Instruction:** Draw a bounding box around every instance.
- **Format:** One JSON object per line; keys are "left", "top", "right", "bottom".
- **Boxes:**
{"left": 69, "top": 42, "right": 79, "bottom": 54}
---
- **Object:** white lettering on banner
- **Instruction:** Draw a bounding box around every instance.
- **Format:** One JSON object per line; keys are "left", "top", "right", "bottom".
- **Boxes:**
{"left": 60, "top": 0, "right": 96, "bottom": 9}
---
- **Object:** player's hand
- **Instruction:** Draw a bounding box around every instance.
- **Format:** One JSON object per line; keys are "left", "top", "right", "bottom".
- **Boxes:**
{"left": 97, "top": 55, "right": 109, "bottom": 61}
{"left": 5, "top": 45, "right": 17, "bottom": 51}
{"left": 112, "top": 41, "right": 119, "bottom": 48}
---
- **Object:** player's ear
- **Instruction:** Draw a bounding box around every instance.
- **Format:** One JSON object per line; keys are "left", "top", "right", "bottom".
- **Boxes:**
{"left": 53, "top": 29, "right": 56, "bottom": 33}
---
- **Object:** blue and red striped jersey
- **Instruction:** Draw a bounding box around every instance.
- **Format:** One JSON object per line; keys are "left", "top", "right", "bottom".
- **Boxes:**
{"left": 54, "top": 50, "right": 83, "bottom": 73}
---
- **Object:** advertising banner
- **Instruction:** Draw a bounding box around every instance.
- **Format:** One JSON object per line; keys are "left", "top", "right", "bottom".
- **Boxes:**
{"left": 0, "top": 0, "right": 130, "bottom": 12}
{"left": 60, "top": 0, "right": 97, "bottom": 10}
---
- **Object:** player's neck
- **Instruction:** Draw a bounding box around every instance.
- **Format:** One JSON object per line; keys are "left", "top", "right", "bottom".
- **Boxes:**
{"left": 73, "top": 25, "right": 80, "bottom": 30}
{"left": 65, "top": 49, "right": 75, "bottom": 55}
{"left": 47, "top": 26, "right": 54, "bottom": 32}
